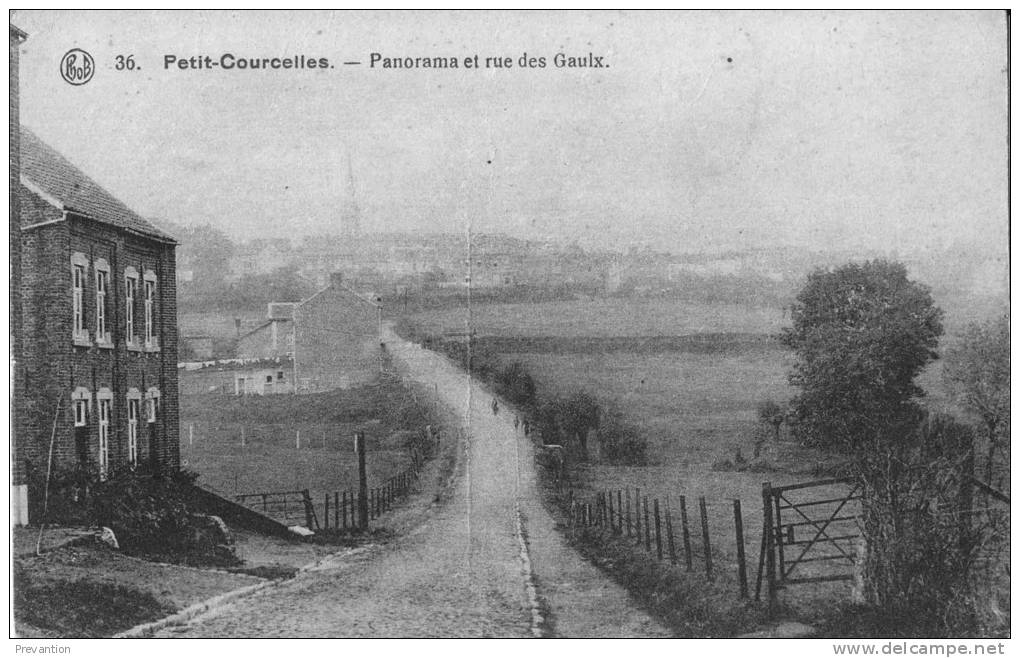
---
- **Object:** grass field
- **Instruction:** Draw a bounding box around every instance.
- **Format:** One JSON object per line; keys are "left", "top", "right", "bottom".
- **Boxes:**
{"left": 410, "top": 298, "right": 787, "bottom": 337}
{"left": 178, "top": 376, "right": 444, "bottom": 516}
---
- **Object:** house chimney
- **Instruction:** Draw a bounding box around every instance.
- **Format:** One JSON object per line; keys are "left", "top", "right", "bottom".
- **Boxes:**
{"left": 330, "top": 272, "right": 344, "bottom": 287}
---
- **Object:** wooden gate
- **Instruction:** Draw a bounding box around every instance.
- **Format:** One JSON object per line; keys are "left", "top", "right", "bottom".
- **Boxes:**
{"left": 757, "top": 477, "right": 862, "bottom": 605}
{"left": 235, "top": 489, "right": 318, "bottom": 529}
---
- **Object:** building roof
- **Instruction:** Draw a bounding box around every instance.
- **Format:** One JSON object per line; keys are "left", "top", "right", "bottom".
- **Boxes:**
{"left": 298, "top": 279, "right": 380, "bottom": 311}
{"left": 20, "top": 127, "right": 177, "bottom": 243}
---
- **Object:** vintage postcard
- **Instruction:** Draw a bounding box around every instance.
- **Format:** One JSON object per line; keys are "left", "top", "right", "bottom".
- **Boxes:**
{"left": 8, "top": 10, "right": 1009, "bottom": 645}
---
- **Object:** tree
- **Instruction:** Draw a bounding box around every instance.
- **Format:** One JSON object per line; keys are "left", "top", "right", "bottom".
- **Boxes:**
{"left": 754, "top": 399, "right": 785, "bottom": 458}
{"left": 782, "top": 260, "right": 943, "bottom": 451}
{"left": 559, "top": 392, "right": 600, "bottom": 456}
{"left": 757, "top": 399, "right": 785, "bottom": 442}
{"left": 943, "top": 313, "right": 1009, "bottom": 488}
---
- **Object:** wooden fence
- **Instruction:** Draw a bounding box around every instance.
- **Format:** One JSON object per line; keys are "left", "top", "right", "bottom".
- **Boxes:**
{"left": 567, "top": 487, "right": 751, "bottom": 598}
{"left": 234, "top": 425, "right": 442, "bottom": 533}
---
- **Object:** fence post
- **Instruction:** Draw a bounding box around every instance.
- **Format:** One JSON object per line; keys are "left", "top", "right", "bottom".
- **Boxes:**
{"left": 337, "top": 491, "right": 342, "bottom": 530}
{"left": 302, "top": 489, "right": 314, "bottom": 530}
{"left": 356, "top": 432, "right": 369, "bottom": 530}
{"left": 665, "top": 495, "right": 677, "bottom": 565}
{"left": 324, "top": 493, "right": 330, "bottom": 530}
{"left": 733, "top": 499, "right": 748, "bottom": 598}
{"left": 654, "top": 499, "right": 663, "bottom": 560}
{"left": 625, "top": 489, "right": 632, "bottom": 538}
{"left": 349, "top": 489, "right": 356, "bottom": 529}
{"left": 679, "top": 495, "right": 692, "bottom": 571}
{"left": 643, "top": 496, "right": 651, "bottom": 552}
{"left": 634, "top": 488, "right": 642, "bottom": 544}
{"left": 699, "top": 496, "right": 712, "bottom": 580}
{"left": 616, "top": 490, "right": 623, "bottom": 535}
{"left": 608, "top": 490, "right": 616, "bottom": 533}
{"left": 762, "top": 482, "right": 777, "bottom": 610}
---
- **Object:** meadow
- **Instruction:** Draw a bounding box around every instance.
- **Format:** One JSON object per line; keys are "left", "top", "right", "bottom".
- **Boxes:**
{"left": 409, "top": 297, "right": 787, "bottom": 337}
{"left": 177, "top": 376, "right": 445, "bottom": 519}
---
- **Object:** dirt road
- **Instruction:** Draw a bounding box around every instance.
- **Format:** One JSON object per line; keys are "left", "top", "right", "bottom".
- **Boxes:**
{"left": 157, "top": 330, "right": 667, "bottom": 637}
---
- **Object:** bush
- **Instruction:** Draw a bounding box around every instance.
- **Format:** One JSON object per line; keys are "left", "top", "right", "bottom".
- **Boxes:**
{"left": 25, "top": 461, "right": 94, "bottom": 525}
{"left": 855, "top": 412, "right": 987, "bottom": 635}
{"left": 597, "top": 409, "right": 647, "bottom": 465}
{"left": 495, "top": 361, "right": 537, "bottom": 407}
{"left": 89, "top": 467, "right": 202, "bottom": 558}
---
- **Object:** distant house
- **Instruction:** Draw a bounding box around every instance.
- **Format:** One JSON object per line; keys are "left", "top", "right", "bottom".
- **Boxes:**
{"left": 293, "top": 273, "right": 381, "bottom": 392}
{"left": 236, "top": 302, "right": 296, "bottom": 359}
{"left": 233, "top": 366, "right": 293, "bottom": 396}
{"left": 15, "top": 124, "right": 180, "bottom": 523}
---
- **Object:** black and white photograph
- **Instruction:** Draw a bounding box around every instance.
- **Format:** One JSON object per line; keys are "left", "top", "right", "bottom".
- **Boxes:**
{"left": 7, "top": 9, "right": 1011, "bottom": 645}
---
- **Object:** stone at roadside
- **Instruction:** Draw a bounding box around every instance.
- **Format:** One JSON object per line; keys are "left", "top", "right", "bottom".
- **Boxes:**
{"left": 97, "top": 527, "right": 119, "bottom": 549}
{"left": 188, "top": 514, "right": 234, "bottom": 551}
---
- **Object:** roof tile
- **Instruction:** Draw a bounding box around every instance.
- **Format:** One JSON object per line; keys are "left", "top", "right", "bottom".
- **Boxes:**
{"left": 20, "top": 127, "right": 176, "bottom": 242}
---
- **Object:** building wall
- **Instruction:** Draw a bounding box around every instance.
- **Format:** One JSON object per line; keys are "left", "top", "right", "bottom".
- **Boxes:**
{"left": 18, "top": 190, "right": 179, "bottom": 518}
{"left": 11, "top": 26, "right": 25, "bottom": 520}
{"left": 294, "top": 286, "right": 380, "bottom": 391}
{"left": 236, "top": 320, "right": 293, "bottom": 359}
{"left": 18, "top": 193, "right": 66, "bottom": 492}
{"left": 232, "top": 367, "right": 293, "bottom": 395}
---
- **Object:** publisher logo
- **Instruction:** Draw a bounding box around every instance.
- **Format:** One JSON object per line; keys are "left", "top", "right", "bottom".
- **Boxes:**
{"left": 60, "top": 48, "right": 95, "bottom": 86}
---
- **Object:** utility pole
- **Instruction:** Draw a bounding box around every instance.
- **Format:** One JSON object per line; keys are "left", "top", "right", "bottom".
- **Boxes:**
{"left": 292, "top": 308, "right": 299, "bottom": 394}
{"left": 356, "top": 431, "right": 368, "bottom": 529}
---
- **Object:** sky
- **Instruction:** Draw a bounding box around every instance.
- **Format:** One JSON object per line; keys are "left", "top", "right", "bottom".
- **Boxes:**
{"left": 12, "top": 10, "right": 1009, "bottom": 256}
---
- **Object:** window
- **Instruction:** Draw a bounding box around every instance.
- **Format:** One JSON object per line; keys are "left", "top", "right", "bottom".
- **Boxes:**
{"left": 71, "top": 253, "right": 89, "bottom": 344}
{"left": 127, "top": 389, "right": 141, "bottom": 465}
{"left": 71, "top": 387, "right": 91, "bottom": 427}
{"left": 145, "top": 388, "right": 160, "bottom": 423}
{"left": 277, "top": 371, "right": 284, "bottom": 381}
{"left": 97, "top": 388, "right": 113, "bottom": 479}
{"left": 125, "top": 267, "right": 138, "bottom": 347}
{"left": 266, "top": 375, "right": 273, "bottom": 384}
{"left": 143, "top": 270, "right": 158, "bottom": 350}
{"left": 95, "top": 259, "right": 111, "bottom": 346}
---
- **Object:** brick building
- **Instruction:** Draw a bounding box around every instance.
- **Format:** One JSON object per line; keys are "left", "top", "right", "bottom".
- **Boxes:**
{"left": 293, "top": 273, "right": 381, "bottom": 392}
{"left": 10, "top": 23, "right": 28, "bottom": 523}
{"left": 15, "top": 126, "right": 180, "bottom": 522}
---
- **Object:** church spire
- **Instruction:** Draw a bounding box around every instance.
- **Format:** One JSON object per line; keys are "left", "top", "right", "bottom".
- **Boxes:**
{"left": 340, "top": 147, "right": 360, "bottom": 238}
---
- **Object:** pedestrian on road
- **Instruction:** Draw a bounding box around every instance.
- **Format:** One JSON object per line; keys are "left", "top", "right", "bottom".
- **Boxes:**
{"left": 523, "top": 420, "right": 530, "bottom": 436}
{"left": 514, "top": 415, "right": 520, "bottom": 431}
{"left": 492, "top": 398, "right": 499, "bottom": 415}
